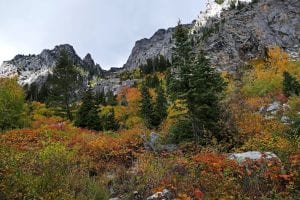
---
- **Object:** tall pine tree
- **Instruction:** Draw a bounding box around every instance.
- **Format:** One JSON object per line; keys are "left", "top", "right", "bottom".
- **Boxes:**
{"left": 169, "top": 22, "right": 226, "bottom": 144}
{"left": 154, "top": 83, "right": 168, "bottom": 125}
{"left": 48, "top": 51, "right": 82, "bottom": 120}
{"left": 140, "top": 83, "right": 155, "bottom": 128}
{"left": 102, "top": 108, "right": 119, "bottom": 131}
{"left": 75, "top": 87, "right": 101, "bottom": 131}
{"left": 168, "top": 21, "right": 194, "bottom": 101}
{"left": 106, "top": 90, "right": 117, "bottom": 106}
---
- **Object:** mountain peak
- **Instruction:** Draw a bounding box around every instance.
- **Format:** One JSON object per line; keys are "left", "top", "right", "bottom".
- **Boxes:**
{"left": 0, "top": 44, "right": 103, "bottom": 85}
{"left": 191, "top": 0, "right": 252, "bottom": 32}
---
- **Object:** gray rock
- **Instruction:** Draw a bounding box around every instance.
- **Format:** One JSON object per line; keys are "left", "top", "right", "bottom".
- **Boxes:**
{"left": 281, "top": 116, "right": 291, "bottom": 124}
{"left": 142, "top": 132, "right": 177, "bottom": 152}
{"left": 266, "top": 101, "right": 281, "bottom": 112}
{"left": 147, "top": 189, "right": 172, "bottom": 200}
{"left": 93, "top": 78, "right": 136, "bottom": 96}
{"left": 124, "top": 0, "right": 300, "bottom": 72}
{"left": 193, "top": 0, "right": 300, "bottom": 71}
{"left": 162, "top": 189, "right": 171, "bottom": 199}
{"left": 123, "top": 23, "right": 194, "bottom": 70}
{"left": 229, "top": 151, "right": 279, "bottom": 164}
{"left": 143, "top": 132, "right": 160, "bottom": 151}
{"left": 0, "top": 44, "right": 104, "bottom": 86}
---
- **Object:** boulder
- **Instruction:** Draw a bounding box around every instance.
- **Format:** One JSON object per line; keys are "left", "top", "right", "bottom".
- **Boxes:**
{"left": 229, "top": 151, "right": 279, "bottom": 164}
{"left": 266, "top": 101, "right": 281, "bottom": 112}
{"left": 146, "top": 189, "right": 172, "bottom": 200}
{"left": 142, "top": 132, "right": 177, "bottom": 152}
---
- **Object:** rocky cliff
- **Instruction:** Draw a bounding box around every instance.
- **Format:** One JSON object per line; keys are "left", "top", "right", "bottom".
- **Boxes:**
{"left": 0, "top": 44, "right": 104, "bottom": 86}
{"left": 123, "top": 28, "right": 176, "bottom": 70}
{"left": 123, "top": 0, "right": 300, "bottom": 71}
{"left": 193, "top": 0, "right": 300, "bottom": 71}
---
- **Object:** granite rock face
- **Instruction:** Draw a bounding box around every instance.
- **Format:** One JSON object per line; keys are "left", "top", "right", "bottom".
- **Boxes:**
{"left": 124, "top": 0, "right": 300, "bottom": 71}
{"left": 123, "top": 24, "right": 194, "bottom": 70}
{"left": 194, "top": 0, "right": 300, "bottom": 71}
{"left": 123, "top": 28, "right": 175, "bottom": 70}
{"left": 0, "top": 44, "right": 103, "bottom": 86}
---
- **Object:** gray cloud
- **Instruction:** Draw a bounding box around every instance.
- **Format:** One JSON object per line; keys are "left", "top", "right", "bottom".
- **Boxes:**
{"left": 0, "top": 0, "right": 205, "bottom": 69}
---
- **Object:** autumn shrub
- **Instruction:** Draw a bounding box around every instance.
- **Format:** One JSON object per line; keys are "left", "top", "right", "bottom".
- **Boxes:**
{"left": 0, "top": 78, "right": 29, "bottom": 132}
{"left": 30, "top": 101, "right": 55, "bottom": 120}
{"left": 0, "top": 136, "right": 109, "bottom": 199}
{"left": 108, "top": 153, "right": 173, "bottom": 199}
{"left": 87, "top": 127, "right": 144, "bottom": 170}
{"left": 191, "top": 152, "right": 243, "bottom": 199}
{"left": 242, "top": 47, "right": 300, "bottom": 97}
{"left": 114, "top": 87, "right": 143, "bottom": 129}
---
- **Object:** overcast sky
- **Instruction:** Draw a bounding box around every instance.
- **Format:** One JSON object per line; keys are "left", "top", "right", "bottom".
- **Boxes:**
{"left": 0, "top": 0, "right": 205, "bottom": 69}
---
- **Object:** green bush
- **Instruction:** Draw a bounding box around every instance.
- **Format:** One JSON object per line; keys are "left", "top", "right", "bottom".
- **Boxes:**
{"left": 242, "top": 76, "right": 282, "bottom": 96}
{"left": 169, "top": 119, "right": 193, "bottom": 143}
{"left": 0, "top": 143, "right": 109, "bottom": 199}
{"left": 0, "top": 78, "right": 28, "bottom": 132}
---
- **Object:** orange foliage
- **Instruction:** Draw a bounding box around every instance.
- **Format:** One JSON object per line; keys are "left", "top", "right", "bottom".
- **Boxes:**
{"left": 117, "top": 86, "right": 141, "bottom": 104}
{"left": 192, "top": 152, "right": 239, "bottom": 175}
{"left": 86, "top": 127, "right": 143, "bottom": 169}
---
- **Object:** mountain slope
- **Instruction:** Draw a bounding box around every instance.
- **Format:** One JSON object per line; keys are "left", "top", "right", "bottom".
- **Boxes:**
{"left": 123, "top": 27, "right": 176, "bottom": 70}
{"left": 123, "top": 0, "right": 300, "bottom": 71}
{"left": 0, "top": 44, "right": 103, "bottom": 86}
{"left": 193, "top": 0, "right": 300, "bottom": 71}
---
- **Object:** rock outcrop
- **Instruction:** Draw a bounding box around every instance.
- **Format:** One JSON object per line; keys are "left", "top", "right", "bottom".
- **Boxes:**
{"left": 194, "top": 0, "right": 300, "bottom": 71}
{"left": 123, "top": 24, "right": 193, "bottom": 70}
{"left": 123, "top": 0, "right": 300, "bottom": 71}
{"left": 0, "top": 44, "right": 103, "bottom": 86}
{"left": 123, "top": 28, "right": 175, "bottom": 70}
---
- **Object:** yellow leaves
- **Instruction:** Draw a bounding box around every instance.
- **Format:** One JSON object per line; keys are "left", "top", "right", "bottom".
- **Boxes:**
{"left": 237, "top": 112, "right": 266, "bottom": 138}
{"left": 30, "top": 101, "right": 55, "bottom": 120}
{"left": 167, "top": 100, "right": 188, "bottom": 119}
{"left": 242, "top": 47, "right": 299, "bottom": 97}
{"left": 267, "top": 47, "right": 289, "bottom": 72}
{"left": 244, "top": 96, "right": 270, "bottom": 111}
{"left": 178, "top": 193, "right": 192, "bottom": 200}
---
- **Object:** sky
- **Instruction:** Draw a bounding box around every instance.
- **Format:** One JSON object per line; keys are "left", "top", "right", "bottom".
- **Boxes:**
{"left": 0, "top": 0, "right": 206, "bottom": 69}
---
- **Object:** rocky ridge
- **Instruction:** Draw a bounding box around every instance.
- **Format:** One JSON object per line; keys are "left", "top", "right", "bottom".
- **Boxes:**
{"left": 123, "top": 0, "right": 300, "bottom": 71}
{"left": 194, "top": 0, "right": 300, "bottom": 71}
{"left": 0, "top": 44, "right": 103, "bottom": 86}
{"left": 123, "top": 27, "right": 177, "bottom": 70}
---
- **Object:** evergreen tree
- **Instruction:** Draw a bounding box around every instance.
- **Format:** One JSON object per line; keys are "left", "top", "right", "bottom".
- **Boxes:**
{"left": 38, "top": 82, "right": 50, "bottom": 103}
{"left": 169, "top": 22, "right": 226, "bottom": 144}
{"left": 168, "top": 21, "right": 193, "bottom": 101}
{"left": 95, "top": 90, "right": 105, "bottom": 105}
{"left": 283, "top": 71, "right": 300, "bottom": 97}
{"left": 158, "top": 55, "right": 171, "bottom": 72}
{"left": 75, "top": 87, "right": 101, "bottom": 131}
{"left": 140, "top": 83, "right": 155, "bottom": 128}
{"left": 154, "top": 83, "right": 168, "bottom": 125}
{"left": 48, "top": 51, "right": 83, "bottom": 120}
{"left": 145, "top": 74, "right": 160, "bottom": 88}
{"left": 106, "top": 90, "right": 117, "bottom": 106}
{"left": 102, "top": 108, "right": 119, "bottom": 131}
